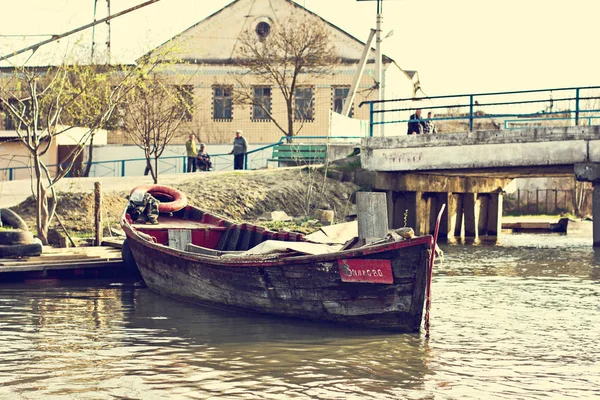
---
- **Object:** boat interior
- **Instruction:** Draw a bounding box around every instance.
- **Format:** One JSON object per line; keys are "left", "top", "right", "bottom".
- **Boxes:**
{"left": 127, "top": 206, "right": 305, "bottom": 255}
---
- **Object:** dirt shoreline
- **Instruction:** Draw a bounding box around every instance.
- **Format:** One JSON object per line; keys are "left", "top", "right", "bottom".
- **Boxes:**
{"left": 6, "top": 167, "right": 360, "bottom": 243}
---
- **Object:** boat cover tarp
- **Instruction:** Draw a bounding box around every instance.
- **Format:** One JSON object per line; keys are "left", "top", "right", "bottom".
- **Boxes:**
{"left": 305, "top": 221, "right": 358, "bottom": 244}
{"left": 222, "top": 240, "right": 343, "bottom": 257}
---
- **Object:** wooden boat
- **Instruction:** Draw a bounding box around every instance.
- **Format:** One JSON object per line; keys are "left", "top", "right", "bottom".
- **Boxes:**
{"left": 502, "top": 217, "right": 569, "bottom": 233}
{"left": 121, "top": 186, "right": 442, "bottom": 333}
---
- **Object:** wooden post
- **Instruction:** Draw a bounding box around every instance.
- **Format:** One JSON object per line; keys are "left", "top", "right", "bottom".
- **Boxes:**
{"left": 357, "top": 192, "right": 388, "bottom": 244}
{"left": 94, "top": 182, "right": 102, "bottom": 246}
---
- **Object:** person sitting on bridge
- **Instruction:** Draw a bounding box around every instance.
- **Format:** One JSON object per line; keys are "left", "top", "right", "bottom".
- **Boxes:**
{"left": 423, "top": 111, "right": 437, "bottom": 134}
{"left": 407, "top": 109, "right": 424, "bottom": 135}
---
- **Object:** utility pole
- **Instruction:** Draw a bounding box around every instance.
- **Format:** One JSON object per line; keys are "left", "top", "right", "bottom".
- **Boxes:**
{"left": 106, "top": 0, "right": 111, "bottom": 64}
{"left": 357, "top": 0, "right": 385, "bottom": 136}
{"left": 374, "top": 0, "right": 383, "bottom": 136}
{"left": 92, "top": 0, "right": 112, "bottom": 64}
{"left": 0, "top": 0, "right": 160, "bottom": 63}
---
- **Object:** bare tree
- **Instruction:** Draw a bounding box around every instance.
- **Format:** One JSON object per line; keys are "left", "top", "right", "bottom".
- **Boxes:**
{"left": 121, "top": 72, "right": 194, "bottom": 183}
{"left": 0, "top": 64, "right": 126, "bottom": 244}
{"left": 60, "top": 64, "right": 125, "bottom": 177}
{"left": 234, "top": 13, "right": 339, "bottom": 139}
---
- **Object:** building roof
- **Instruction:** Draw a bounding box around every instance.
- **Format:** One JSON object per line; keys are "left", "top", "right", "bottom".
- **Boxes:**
{"left": 146, "top": 0, "right": 394, "bottom": 65}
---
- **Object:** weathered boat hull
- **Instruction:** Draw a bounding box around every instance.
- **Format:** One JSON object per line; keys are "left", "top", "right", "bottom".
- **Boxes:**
{"left": 125, "top": 228, "right": 432, "bottom": 332}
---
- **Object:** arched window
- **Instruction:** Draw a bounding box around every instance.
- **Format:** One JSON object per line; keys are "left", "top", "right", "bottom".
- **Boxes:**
{"left": 256, "top": 22, "right": 270, "bottom": 39}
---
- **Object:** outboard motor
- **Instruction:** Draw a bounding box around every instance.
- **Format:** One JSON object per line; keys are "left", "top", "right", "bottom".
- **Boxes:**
{"left": 126, "top": 190, "right": 160, "bottom": 225}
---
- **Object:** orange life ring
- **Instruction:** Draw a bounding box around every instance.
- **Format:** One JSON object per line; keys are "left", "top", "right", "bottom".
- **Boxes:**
{"left": 130, "top": 185, "right": 188, "bottom": 213}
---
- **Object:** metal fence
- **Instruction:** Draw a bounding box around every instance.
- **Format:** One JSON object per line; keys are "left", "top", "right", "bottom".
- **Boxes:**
{"left": 359, "top": 85, "right": 600, "bottom": 135}
{"left": 0, "top": 136, "right": 362, "bottom": 181}
{"left": 503, "top": 188, "right": 591, "bottom": 215}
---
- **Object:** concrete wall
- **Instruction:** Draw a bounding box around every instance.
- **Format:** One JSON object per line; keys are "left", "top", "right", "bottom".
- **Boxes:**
{"left": 0, "top": 138, "right": 58, "bottom": 181}
{"left": 362, "top": 126, "right": 600, "bottom": 174}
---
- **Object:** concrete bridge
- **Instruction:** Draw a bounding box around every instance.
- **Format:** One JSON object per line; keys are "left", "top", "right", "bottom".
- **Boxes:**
{"left": 360, "top": 125, "right": 600, "bottom": 245}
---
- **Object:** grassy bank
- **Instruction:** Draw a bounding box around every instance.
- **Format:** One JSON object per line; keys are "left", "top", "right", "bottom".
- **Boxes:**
{"left": 10, "top": 167, "right": 360, "bottom": 245}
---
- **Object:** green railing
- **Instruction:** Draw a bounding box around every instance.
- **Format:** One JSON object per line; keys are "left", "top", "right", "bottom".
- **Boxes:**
{"left": 245, "top": 135, "right": 362, "bottom": 169}
{"left": 0, "top": 136, "right": 362, "bottom": 181}
{"left": 359, "top": 85, "right": 600, "bottom": 135}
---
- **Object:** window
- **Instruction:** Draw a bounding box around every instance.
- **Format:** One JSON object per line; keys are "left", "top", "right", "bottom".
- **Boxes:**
{"left": 256, "top": 22, "right": 271, "bottom": 39}
{"left": 104, "top": 86, "right": 125, "bottom": 129}
{"left": 253, "top": 86, "right": 271, "bottom": 120}
{"left": 294, "top": 87, "right": 313, "bottom": 121}
{"left": 2, "top": 99, "right": 28, "bottom": 130}
{"left": 333, "top": 86, "right": 354, "bottom": 118}
{"left": 175, "top": 85, "right": 194, "bottom": 121}
{"left": 213, "top": 86, "right": 232, "bottom": 120}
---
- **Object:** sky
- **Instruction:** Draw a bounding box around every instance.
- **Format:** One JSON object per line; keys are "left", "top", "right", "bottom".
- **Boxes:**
{"left": 0, "top": 0, "right": 598, "bottom": 96}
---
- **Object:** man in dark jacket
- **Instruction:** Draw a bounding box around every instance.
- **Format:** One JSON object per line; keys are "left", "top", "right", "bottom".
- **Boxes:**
{"left": 407, "top": 109, "right": 424, "bottom": 135}
{"left": 230, "top": 130, "right": 248, "bottom": 170}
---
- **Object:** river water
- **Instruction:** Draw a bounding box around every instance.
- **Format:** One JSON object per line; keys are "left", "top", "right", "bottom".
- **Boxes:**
{"left": 1, "top": 224, "right": 599, "bottom": 399}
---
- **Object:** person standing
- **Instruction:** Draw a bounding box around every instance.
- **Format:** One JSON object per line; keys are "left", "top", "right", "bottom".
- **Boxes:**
{"left": 185, "top": 134, "right": 198, "bottom": 173}
{"left": 407, "top": 108, "right": 424, "bottom": 135}
{"left": 230, "top": 129, "right": 248, "bottom": 170}
{"left": 423, "top": 111, "right": 437, "bottom": 134}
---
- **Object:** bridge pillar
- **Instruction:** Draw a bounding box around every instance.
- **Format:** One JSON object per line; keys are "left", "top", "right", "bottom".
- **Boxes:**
{"left": 432, "top": 193, "right": 452, "bottom": 239}
{"left": 486, "top": 193, "right": 503, "bottom": 236}
{"left": 574, "top": 163, "right": 600, "bottom": 246}
{"left": 386, "top": 190, "right": 503, "bottom": 241}
{"left": 477, "top": 194, "right": 489, "bottom": 236}
{"left": 389, "top": 191, "right": 428, "bottom": 235}
{"left": 593, "top": 185, "right": 600, "bottom": 247}
{"left": 449, "top": 193, "right": 463, "bottom": 237}
{"left": 463, "top": 193, "right": 480, "bottom": 238}
{"left": 374, "top": 172, "right": 512, "bottom": 243}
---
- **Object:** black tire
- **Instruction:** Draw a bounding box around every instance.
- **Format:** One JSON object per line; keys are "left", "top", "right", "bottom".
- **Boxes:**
{"left": 0, "top": 229, "right": 34, "bottom": 245}
{"left": 121, "top": 239, "right": 139, "bottom": 272}
{"left": 0, "top": 239, "right": 42, "bottom": 258}
{"left": 0, "top": 208, "right": 29, "bottom": 231}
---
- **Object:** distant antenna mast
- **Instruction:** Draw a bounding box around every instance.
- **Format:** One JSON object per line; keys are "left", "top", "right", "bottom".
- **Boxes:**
{"left": 106, "top": 0, "right": 111, "bottom": 63}
{"left": 91, "top": 0, "right": 111, "bottom": 64}
{"left": 0, "top": 0, "right": 160, "bottom": 63}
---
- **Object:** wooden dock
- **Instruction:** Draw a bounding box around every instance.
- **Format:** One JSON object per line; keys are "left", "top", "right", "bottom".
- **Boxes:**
{"left": 0, "top": 240, "right": 139, "bottom": 282}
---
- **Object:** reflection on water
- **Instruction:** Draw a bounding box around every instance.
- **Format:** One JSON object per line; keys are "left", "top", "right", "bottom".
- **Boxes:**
{"left": 0, "top": 228, "right": 599, "bottom": 399}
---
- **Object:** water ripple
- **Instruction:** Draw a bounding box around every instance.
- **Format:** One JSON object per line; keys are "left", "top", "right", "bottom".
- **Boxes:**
{"left": 0, "top": 240, "right": 599, "bottom": 399}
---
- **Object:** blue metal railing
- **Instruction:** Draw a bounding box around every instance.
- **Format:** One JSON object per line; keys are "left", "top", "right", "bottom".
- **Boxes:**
{"left": 359, "top": 85, "right": 600, "bottom": 134}
{"left": 0, "top": 135, "right": 363, "bottom": 181}
{"left": 0, "top": 155, "right": 188, "bottom": 182}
